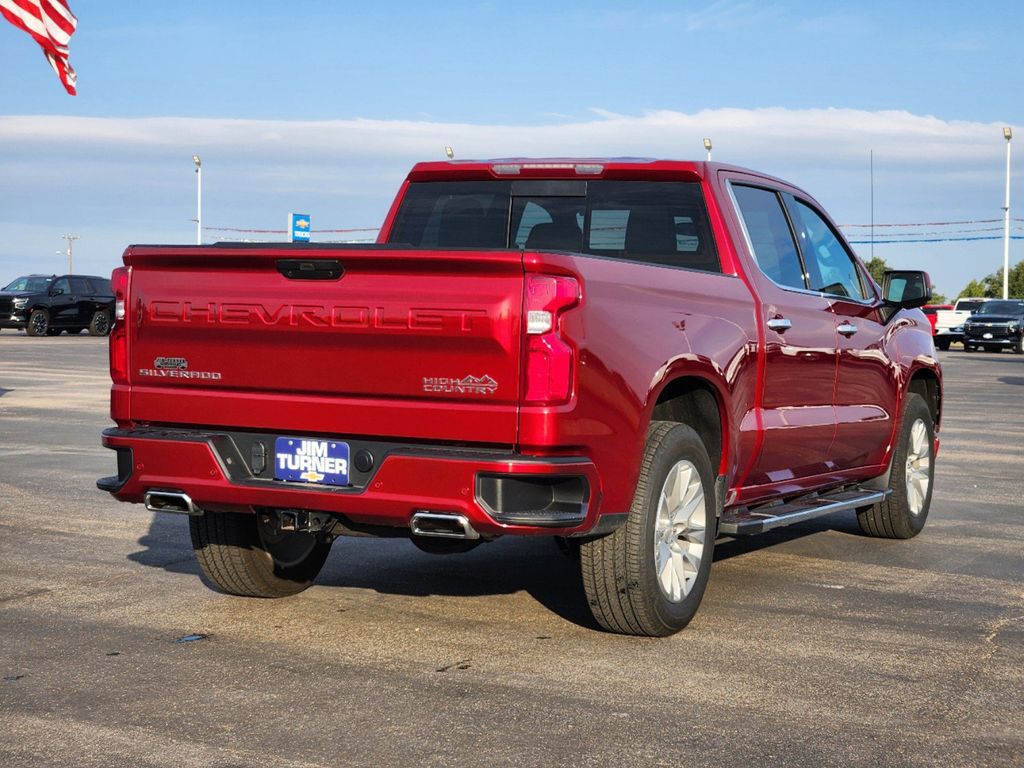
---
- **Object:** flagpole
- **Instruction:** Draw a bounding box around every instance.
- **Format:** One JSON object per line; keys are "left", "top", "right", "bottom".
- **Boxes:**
{"left": 193, "top": 155, "right": 202, "bottom": 245}
{"left": 870, "top": 149, "right": 875, "bottom": 262}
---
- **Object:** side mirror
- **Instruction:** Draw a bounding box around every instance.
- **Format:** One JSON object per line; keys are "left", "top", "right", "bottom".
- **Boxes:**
{"left": 882, "top": 270, "right": 932, "bottom": 309}
{"left": 50, "top": 287, "right": 64, "bottom": 296}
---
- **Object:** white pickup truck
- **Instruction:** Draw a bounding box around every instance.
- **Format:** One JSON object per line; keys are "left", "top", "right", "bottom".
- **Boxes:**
{"left": 934, "top": 297, "right": 986, "bottom": 350}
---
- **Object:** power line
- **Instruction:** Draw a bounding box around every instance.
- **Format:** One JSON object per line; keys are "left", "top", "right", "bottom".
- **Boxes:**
{"left": 203, "top": 225, "right": 380, "bottom": 234}
{"left": 840, "top": 217, "right": 1023, "bottom": 228}
{"left": 848, "top": 235, "right": 1024, "bottom": 245}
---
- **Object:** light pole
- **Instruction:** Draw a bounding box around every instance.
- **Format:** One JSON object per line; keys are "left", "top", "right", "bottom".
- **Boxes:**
{"left": 1002, "top": 127, "right": 1012, "bottom": 299}
{"left": 60, "top": 233, "right": 79, "bottom": 273}
{"left": 703, "top": 137, "right": 712, "bottom": 162}
{"left": 193, "top": 154, "right": 202, "bottom": 245}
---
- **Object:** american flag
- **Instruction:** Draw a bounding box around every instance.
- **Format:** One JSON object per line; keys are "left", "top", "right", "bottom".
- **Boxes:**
{"left": 1, "top": 0, "right": 77, "bottom": 94}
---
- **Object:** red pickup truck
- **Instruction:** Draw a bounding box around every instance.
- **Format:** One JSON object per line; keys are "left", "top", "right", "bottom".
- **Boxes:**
{"left": 98, "top": 159, "right": 941, "bottom": 636}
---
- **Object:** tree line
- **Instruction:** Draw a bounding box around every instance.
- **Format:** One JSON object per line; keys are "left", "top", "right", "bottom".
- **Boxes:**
{"left": 863, "top": 256, "right": 1024, "bottom": 304}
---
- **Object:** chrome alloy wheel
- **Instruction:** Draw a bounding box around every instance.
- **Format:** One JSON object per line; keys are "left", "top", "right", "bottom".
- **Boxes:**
{"left": 654, "top": 459, "right": 707, "bottom": 602}
{"left": 905, "top": 418, "right": 931, "bottom": 516}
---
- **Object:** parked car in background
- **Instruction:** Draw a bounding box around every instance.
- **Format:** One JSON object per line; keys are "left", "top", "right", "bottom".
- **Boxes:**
{"left": 963, "top": 299, "right": 1024, "bottom": 353}
{"left": 0, "top": 274, "right": 114, "bottom": 336}
{"left": 933, "top": 297, "right": 986, "bottom": 350}
{"left": 922, "top": 304, "right": 953, "bottom": 336}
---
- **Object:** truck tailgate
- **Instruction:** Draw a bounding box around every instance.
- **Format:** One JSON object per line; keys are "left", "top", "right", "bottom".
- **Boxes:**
{"left": 123, "top": 246, "right": 524, "bottom": 445}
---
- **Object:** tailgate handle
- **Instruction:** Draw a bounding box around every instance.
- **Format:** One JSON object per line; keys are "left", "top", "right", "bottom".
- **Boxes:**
{"left": 276, "top": 259, "right": 344, "bottom": 280}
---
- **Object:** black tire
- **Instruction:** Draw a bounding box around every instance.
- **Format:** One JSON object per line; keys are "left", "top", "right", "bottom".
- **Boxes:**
{"left": 580, "top": 421, "right": 716, "bottom": 637}
{"left": 857, "top": 393, "right": 934, "bottom": 539}
{"left": 26, "top": 309, "right": 49, "bottom": 337}
{"left": 935, "top": 338, "right": 950, "bottom": 351}
{"left": 189, "top": 511, "right": 332, "bottom": 597}
{"left": 963, "top": 344, "right": 975, "bottom": 353}
{"left": 88, "top": 309, "right": 111, "bottom": 336}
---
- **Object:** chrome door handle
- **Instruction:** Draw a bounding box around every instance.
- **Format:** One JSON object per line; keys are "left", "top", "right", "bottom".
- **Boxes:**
{"left": 767, "top": 317, "right": 792, "bottom": 332}
{"left": 837, "top": 323, "right": 858, "bottom": 336}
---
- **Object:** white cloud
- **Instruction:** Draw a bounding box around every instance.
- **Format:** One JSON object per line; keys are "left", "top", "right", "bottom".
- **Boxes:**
{"left": 0, "top": 107, "right": 1018, "bottom": 294}
{"left": 681, "top": 1, "right": 782, "bottom": 32}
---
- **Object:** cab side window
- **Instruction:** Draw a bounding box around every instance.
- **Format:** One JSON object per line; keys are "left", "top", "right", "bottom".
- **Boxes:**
{"left": 788, "top": 200, "right": 867, "bottom": 301}
{"left": 731, "top": 185, "right": 806, "bottom": 290}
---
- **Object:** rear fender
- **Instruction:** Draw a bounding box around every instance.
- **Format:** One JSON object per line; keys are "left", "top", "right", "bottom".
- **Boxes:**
{"left": 644, "top": 364, "right": 733, "bottom": 479}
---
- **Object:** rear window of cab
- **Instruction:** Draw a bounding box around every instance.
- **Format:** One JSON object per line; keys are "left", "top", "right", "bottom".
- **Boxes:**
{"left": 388, "top": 180, "right": 721, "bottom": 273}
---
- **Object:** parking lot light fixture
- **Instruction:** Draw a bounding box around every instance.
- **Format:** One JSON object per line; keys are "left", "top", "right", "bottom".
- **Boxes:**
{"left": 444, "top": 145, "right": 454, "bottom": 159}
{"left": 60, "top": 233, "right": 79, "bottom": 274}
{"left": 1003, "top": 127, "right": 1012, "bottom": 300}
{"left": 703, "top": 137, "right": 712, "bottom": 161}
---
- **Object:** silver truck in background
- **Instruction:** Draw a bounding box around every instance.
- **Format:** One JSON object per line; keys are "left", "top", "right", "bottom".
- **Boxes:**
{"left": 934, "top": 297, "right": 986, "bottom": 350}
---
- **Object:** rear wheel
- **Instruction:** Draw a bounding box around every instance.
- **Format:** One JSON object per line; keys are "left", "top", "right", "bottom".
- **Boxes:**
{"left": 963, "top": 343, "right": 975, "bottom": 353}
{"left": 189, "top": 511, "right": 332, "bottom": 597}
{"left": 88, "top": 309, "right": 111, "bottom": 336}
{"left": 935, "top": 338, "right": 950, "bottom": 351}
{"left": 857, "top": 393, "right": 934, "bottom": 539}
{"left": 26, "top": 309, "right": 49, "bottom": 337}
{"left": 580, "top": 421, "right": 716, "bottom": 636}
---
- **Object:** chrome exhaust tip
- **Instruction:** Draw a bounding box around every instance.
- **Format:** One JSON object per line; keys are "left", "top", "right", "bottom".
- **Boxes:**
{"left": 410, "top": 511, "right": 479, "bottom": 540}
{"left": 144, "top": 489, "right": 203, "bottom": 516}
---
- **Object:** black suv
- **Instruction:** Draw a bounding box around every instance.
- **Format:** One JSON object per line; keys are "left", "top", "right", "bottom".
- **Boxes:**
{"left": 0, "top": 274, "right": 114, "bottom": 337}
{"left": 963, "top": 299, "right": 1024, "bottom": 354}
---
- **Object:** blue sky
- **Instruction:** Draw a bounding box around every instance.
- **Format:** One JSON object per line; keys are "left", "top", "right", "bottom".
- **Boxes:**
{"left": 1, "top": 0, "right": 1022, "bottom": 295}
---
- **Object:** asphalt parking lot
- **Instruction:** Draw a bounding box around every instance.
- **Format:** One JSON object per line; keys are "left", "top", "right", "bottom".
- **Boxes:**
{"left": 0, "top": 333, "right": 1021, "bottom": 768}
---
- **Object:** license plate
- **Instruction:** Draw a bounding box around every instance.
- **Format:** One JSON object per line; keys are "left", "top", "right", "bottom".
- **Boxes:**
{"left": 273, "top": 437, "right": 350, "bottom": 485}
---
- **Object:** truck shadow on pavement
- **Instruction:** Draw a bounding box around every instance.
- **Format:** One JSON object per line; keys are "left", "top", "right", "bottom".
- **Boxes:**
{"left": 713, "top": 511, "right": 861, "bottom": 561}
{"left": 127, "top": 513, "right": 201, "bottom": 575}
{"left": 129, "top": 509, "right": 868, "bottom": 630}
{"left": 127, "top": 510, "right": 599, "bottom": 627}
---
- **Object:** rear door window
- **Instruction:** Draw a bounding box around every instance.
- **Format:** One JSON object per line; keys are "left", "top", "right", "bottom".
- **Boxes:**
{"left": 71, "top": 277, "right": 92, "bottom": 294}
{"left": 731, "top": 185, "right": 806, "bottom": 290}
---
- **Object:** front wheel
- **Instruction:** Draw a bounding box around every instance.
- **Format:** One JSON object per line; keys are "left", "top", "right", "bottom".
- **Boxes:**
{"left": 580, "top": 421, "right": 716, "bottom": 636}
{"left": 935, "top": 338, "right": 950, "bottom": 351}
{"left": 857, "top": 393, "right": 935, "bottom": 539}
{"left": 189, "top": 511, "right": 333, "bottom": 597}
{"left": 26, "top": 309, "right": 49, "bottom": 337}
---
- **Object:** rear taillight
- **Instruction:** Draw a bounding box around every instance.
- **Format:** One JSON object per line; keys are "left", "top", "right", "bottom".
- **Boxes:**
{"left": 109, "top": 266, "right": 130, "bottom": 386}
{"left": 523, "top": 274, "right": 580, "bottom": 404}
